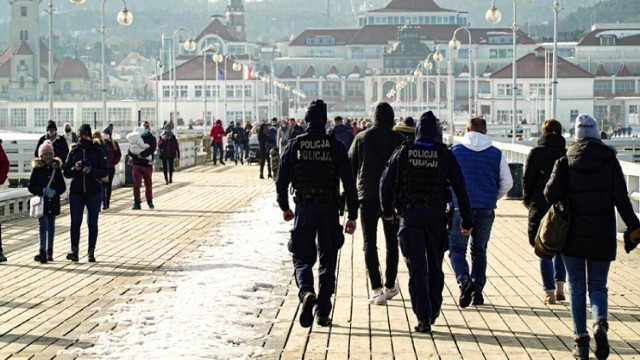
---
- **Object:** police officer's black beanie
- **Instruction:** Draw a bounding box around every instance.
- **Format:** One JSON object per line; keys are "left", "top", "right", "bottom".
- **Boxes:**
{"left": 46, "top": 120, "right": 57, "bottom": 131}
{"left": 78, "top": 124, "right": 92, "bottom": 138}
{"left": 416, "top": 111, "right": 438, "bottom": 143}
{"left": 374, "top": 102, "right": 394, "bottom": 127}
{"left": 305, "top": 99, "right": 327, "bottom": 132}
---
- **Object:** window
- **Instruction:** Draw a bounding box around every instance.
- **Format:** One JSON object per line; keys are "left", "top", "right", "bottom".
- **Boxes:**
{"left": 140, "top": 108, "right": 155, "bottom": 125}
{"left": 600, "top": 36, "right": 616, "bottom": 46}
{"left": 570, "top": 109, "right": 579, "bottom": 121}
{"left": 300, "top": 82, "right": 318, "bottom": 97}
{"left": 82, "top": 108, "right": 103, "bottom": 124}
{"left": 162, "top": 85, "right": 171, "bottom": 98}
{"left": 177, "top": 85, "right": 188, "bottom": 98}
{"left": 63, "top": 82, "right": 72, "bottom": 92}
{"left": 496, "top": 110, "right": 523, "bottom": 124}
{"left": 346, "top": 82, "right": 364, "bottom": 97}
{"left": 244, "top": 85, "right": 252, "bottom": 97}
{"left": 34, "top": 108, "right": 48, "bottom": 128}
{"left": 228, "top": 45, "right": 244, "bottom": 55}
{"left": 478, "top": 81, "right": 490, "bottom": 94}
{"left": 323, "top": 82, "right": 340, "bottom": 97}
{"left": 529, "top": 83, "right": 550, "bottom": 96}
{"left": 195, "top": 85, "right": 202, "bottom": 98}
{"left": 108, "top": 108, "right": 133, "bottom": 128}
{"left": 351, "top": 47, "right": 364, "bottom": 59}
{"left": 630, "top": 105, "right": 638, "bottom": 114}
{"left": 536, "top": 110, "right": 546, "bottom": 124}
{"left": 19, "top": 76, "right": 25, "bottom": 88}
{"left": 615, "top": 80, "right": 635, "bottom": 94}
{"left": 489, "top": 49, "right": 513, "bottom": 58}
{"left": 54, "top": 108, "right": 74, "bottom": 125}
{"left": 594, "top": 80, "right": 612, "bottom": 95}
{"left": 10, "top": 108, "right": 27, "bottom": 127}
{"left": 21, "top": 6, "right": 27, "bottom": 16}
{"left": 489, "top": 36, "right": 513, "bottom": 44}
{"left": 0, "top": 108, "right": 7, "bottom": 128}
{"left": 497, "top": 83, "right": 522, "bottom": 96}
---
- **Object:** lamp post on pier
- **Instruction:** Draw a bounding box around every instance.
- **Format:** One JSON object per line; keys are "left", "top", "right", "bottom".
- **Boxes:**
{"left": 449, "top": 27, "right": 474, "bottom": 116}
{"left": 70, "top": 0, "right": 133, "bottom": 126}
{"left": 486, "top": 0, "right": 535, "bottom": 143}
{"left": 171, "top": 28, "right": 196, "bottom": 130}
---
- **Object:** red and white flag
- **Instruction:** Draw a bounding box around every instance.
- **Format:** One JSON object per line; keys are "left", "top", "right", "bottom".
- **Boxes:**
{"left": 243, "top": 65, "right": 253, "bottom": 80}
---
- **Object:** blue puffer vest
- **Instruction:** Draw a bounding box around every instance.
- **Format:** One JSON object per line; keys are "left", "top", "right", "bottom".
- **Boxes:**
{"left": 452, "top": 144, "right": 502, "bottom": 209}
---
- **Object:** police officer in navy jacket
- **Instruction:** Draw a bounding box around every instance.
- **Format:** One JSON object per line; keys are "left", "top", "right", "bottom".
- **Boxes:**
{"left": 276, "top": 99, "right": 358, "bottom": 328}
{"left": 380, "top": 111, "right": 473, "bottom": 333}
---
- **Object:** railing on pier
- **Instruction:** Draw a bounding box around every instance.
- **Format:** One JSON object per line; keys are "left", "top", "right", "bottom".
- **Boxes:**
{"left": 0, "top": 134, "right": 210, "bottom": 219}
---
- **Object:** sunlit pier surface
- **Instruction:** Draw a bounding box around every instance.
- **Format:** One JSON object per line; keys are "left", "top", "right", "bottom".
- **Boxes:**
{"left": 0, "top": 160, "right": 639, "bottom": 359}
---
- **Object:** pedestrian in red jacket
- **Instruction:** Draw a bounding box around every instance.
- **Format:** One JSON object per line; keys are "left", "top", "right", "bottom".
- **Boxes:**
{"left": 209, "top": 119, "right": 226, "bottom": 165}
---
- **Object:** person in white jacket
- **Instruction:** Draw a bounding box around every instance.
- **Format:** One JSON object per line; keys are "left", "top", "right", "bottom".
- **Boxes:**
{"left": 449, "top": 117, "right": 513, "bottom": 308}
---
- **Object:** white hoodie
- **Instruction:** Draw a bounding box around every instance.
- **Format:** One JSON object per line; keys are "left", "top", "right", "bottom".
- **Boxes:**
{"left": 459, "top": 131, "right": 514, "bottom": 199}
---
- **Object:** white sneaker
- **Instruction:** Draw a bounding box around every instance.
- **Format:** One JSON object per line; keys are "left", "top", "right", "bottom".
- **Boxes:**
{"left": 368, "top": 288, "right": 386, "bottom": 305}
{"left": 385, "top": 280, "right": 400, "bottom": 300}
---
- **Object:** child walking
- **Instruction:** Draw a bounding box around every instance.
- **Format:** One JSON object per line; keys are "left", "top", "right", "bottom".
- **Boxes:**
{"left": 28, "top": 140, "right": 66, "bottom": 263}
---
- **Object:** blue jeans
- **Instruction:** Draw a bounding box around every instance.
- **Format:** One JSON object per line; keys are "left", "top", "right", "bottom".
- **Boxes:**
{"left": 212, "top": 143, "right": 224, "bottom": 163}
{"left": 540, "top": 252, "right": 566, "bottom": 290}
{"left": 449, "top": 208, "right": 495, "bottom": 293}
{"left": 234, "top": 143, "right": 245, "bottom": 161}
{"left": 562, "top": 254, "right": 610, "bottom": 337}
{"left": 38, "top": 214, "right": 56, "bottom": 250}
{"left": 70, "top": 191, "right": 103, "bottom": 251}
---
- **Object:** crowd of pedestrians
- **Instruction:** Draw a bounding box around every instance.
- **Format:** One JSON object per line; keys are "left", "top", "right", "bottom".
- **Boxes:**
{"left": 2, "top": 101, "right": 640, "bottom": 359}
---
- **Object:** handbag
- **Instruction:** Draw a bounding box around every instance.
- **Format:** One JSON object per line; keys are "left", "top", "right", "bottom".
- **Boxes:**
{"left": 29, "top": 168, "right": 56, "bottom": 218}
{"left": 535, "top": 197, "right": 570, "bottom": 259}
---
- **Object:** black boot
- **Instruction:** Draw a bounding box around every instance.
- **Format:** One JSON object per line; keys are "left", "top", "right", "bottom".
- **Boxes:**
{"left": 34, "top": 249, "right": 47, "bottom": 264}
{"left": 66, "top": 247, "right": 79, "bottom": 262}
{"left": 169, "top": 173, "right": 173, "bottom": 184}
{"left": 572, "top": 335, "right": 590, "bottom": 360}
{"left": 594, "top": 318, "right": 609, "bottom": 360}
{"left": 88, "top": 248, "right": 96, "bottom": 263}
{"left": 47, "top": 249, "right": 53, "bottom": 262}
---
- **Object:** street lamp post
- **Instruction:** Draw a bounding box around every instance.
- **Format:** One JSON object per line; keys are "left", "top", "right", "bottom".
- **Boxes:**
{"left": 154, "top": 58, "right": 162, "bottom": 130}
{"left": 551, "top": 0, "right": 560, "bottom": 119}
{"left": 450, "top": 27, "right": 474, "bottom": 116}
{"left": 70, "top": 0, "right": 132, "bottom": 127}
{"left": 250, "top": 69, "right": 264, "bottom": 122}
{"left": 432, "top": 46, "right": 444, "bottom": 120}
{"left": 201, "top": 45, "right": 216, "bottom": 134}
{"left": 171, "top": 28, "right": 196, "bottom": 130}
{"left": 486, "top": 0, "right": 535, "bottom": 143}
{"left": 212, "top": 52, "right": 224, "bottom": 123}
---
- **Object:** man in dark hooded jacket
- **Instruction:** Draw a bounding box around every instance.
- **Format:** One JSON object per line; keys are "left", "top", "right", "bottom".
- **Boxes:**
{"left": 35, "top": 120, "right": 69, "bottom": 163}
{"left": 380, "top": 111, "right": 473, "bottom": 333}
{"left": 276, "top": 99, "right": 358, "bottom": 328}
{"left": 349, "top": 102, "right": 405, "bottom": 305}
{"left": 327, "top": 116, "right": 354, "bottom": 151}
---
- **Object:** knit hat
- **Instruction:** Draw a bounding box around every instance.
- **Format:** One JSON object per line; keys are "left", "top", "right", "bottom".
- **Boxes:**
{"left": 404, "top": 116, "right": 415, "bottom": 127}
{"left": 78, "top": 124, "right": 92, "bottom": 138}
{"left": 38, "top": 140, "right": 54, "bottom": 157}
{"left": 416, "top": 111, "right": 439, "bottom": 142}
{"left": 215, "top": 119, "right": 222, "bottom": 125}
{"left": 575, "top": 114, "right": 599, "bottom": 140}
{"left": 374, "top": 102, "right": 394, "bottom": 128}
{"left": 271, "top": 117, "right": 278, "bottom": 124}
{"left": 46, "top": 120, "right": 57, "bottom": 131}
{"left": 103, "top": 123, "right": 114, "bottom": 135}
{"left": 304, "top": 99, "right": 328, "bottom": 131}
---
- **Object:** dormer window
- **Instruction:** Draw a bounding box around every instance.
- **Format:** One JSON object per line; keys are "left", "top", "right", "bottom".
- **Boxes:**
{"left": 600, "top": 36, "right": 616, "bottom": 46}
{"left": 306, "top": 36, "right": 335, "bottom": 46}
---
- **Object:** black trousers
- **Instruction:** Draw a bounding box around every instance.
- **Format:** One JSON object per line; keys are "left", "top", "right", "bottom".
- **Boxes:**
{"left": 359, "top": 200, "right": 399, "bottom": 290}
{"left": 162, "top": 158, "right": 175, "bottom": 183}
{"left": 103, "top": 167, "right": 116, "bottom": 208}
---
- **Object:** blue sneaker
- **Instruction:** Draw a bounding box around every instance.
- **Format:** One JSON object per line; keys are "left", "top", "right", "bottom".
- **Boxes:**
{"left": 147, "top": 201, "right": 155, "bottom": 209}
{"left": 132, "top": 202, "right": 141, "bottom": 210}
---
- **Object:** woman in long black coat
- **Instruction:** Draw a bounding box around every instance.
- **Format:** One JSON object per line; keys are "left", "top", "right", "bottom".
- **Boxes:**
{"left": 523, "top": 119, "right": 567, "bottom": 305}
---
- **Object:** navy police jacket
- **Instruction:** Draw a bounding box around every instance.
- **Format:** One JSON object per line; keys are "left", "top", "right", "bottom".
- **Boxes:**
{"left": 276, "top": 130, "right": 359, "bottom": 221}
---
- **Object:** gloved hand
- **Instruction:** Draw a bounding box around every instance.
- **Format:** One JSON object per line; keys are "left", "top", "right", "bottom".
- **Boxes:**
{"left": 43, "top": 187, "right": 56, "bottom": 198}
{"left": 624, "top": 227, "right": 640, "bottom": 254}
{"left": 82, "top": 165, "right": 91, "bottom": 175}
